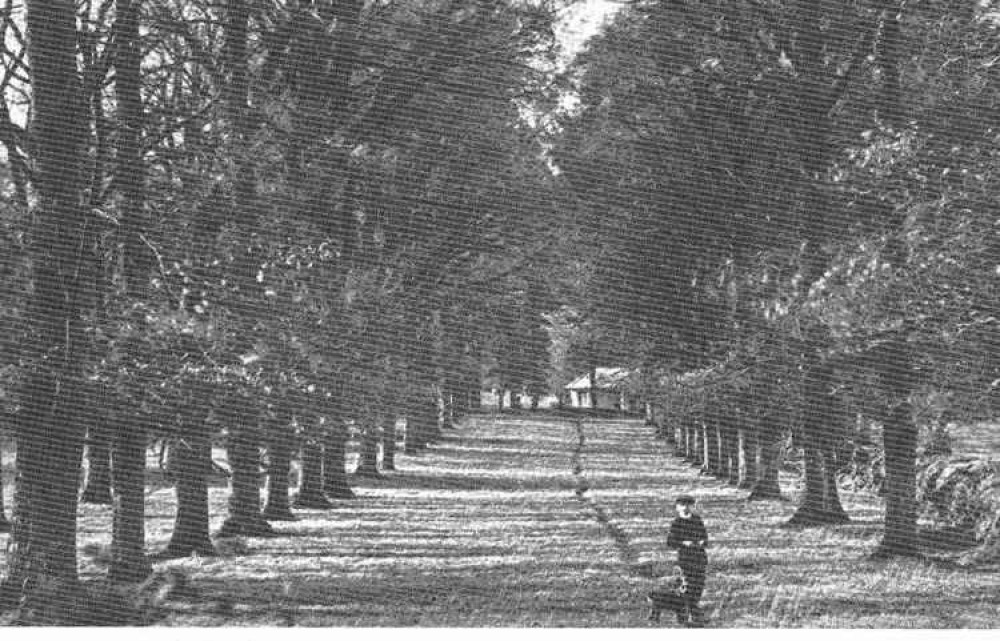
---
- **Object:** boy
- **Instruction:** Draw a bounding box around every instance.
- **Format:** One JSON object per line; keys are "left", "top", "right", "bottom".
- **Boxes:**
{"left": 667, "top": 494, "right": 708, "bottom": 626}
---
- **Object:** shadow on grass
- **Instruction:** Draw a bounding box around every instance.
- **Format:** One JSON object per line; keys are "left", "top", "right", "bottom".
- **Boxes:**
{"left": 350, "top": 472, "right": 575, "bottom": 493}
{"left": 917, "top": 526, "right": 978, "bottom": 553}
{"left": 166, "top": 560, "right": 630, "bottom": 612}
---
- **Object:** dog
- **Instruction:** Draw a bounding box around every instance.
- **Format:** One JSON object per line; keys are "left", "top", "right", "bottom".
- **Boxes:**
{"left": 647, "top": 568, "right": 690, "bottom": 624}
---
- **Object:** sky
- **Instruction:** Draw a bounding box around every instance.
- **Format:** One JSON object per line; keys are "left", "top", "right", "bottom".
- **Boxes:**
{"left": 547, "top": 0, "right": 625, "bottom": 119}
{"left": 554, "top": 0, "right": 624, "bottom": 67}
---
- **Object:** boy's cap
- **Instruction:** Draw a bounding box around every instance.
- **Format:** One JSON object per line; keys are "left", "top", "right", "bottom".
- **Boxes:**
{"left": 675, "top": 495, "right": 696, "bottom": 505}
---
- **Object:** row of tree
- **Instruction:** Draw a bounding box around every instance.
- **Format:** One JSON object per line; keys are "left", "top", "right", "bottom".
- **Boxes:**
{"left": 0, "top": 0, "right": 563, "bottom": 618}
{"left": 551, "top": 0, "right": 997, "bottom": 558}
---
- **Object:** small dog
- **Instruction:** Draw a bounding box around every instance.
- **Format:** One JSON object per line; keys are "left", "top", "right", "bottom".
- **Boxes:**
{"left": 647, "top": 568, "right": 689, "bottom": 624}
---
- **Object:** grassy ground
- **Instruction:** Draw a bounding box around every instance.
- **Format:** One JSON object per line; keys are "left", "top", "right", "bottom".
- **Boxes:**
{"left": 1, "top": 417, "right": 999, "bottom": 627}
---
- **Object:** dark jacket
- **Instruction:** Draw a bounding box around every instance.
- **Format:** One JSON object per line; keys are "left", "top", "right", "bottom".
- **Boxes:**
{"left": 667, "top": 514, "right": 708, "bottom": 570}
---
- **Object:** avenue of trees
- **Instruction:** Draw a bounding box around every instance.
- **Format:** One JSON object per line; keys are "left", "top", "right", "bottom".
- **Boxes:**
{"left": 0, "top": 0, "right": 997, "bottom": 625}
{"left": 553, "top": 0, "right": 997, "bottom": 559}
{"left": 0, "top": 0, "right": 561, "bottom": 620}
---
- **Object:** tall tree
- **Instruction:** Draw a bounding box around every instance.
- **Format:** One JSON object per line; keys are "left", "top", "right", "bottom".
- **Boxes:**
{"left": 162, "top": 393, "right": 216, "bottom": 558}
{"left": 216, "top": 0, "right": 274, "bottom": 540}
{"left": 108, "top": 0, "right": 153, "bottom": 581}
{"left": 263, "top": 401, "right": 297, "bottom": 520}
{"left": 0, "top": 0, "right": 91, "bottom": 616}
{"left": 294, "top": 420, "right": 332, "bottom": 509}
{"left": 0, "top": 438, "right": 8, "bottom": 533}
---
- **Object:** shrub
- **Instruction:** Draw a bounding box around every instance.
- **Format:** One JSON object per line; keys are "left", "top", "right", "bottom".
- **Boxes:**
{"left": 917, "top": 456, "right": 1000, "bottom": 540}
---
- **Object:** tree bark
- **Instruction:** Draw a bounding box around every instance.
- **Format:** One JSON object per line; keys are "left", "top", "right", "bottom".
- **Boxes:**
{"left": 679, "top": 423, "right": 693, "bottom": 459}
{"left": 81, "top": 421, "right": 113, "bottom": 505}
{"left": 162, "top": 423, "right": 216, "bottom": 558}
{"left": 689, "top": 422, "right": 704, "bottom": 467}
{"left": 291, "top": 0, "right": 364, "bottom": 235}
{"left": 672, "top": 423, "right": 685, "bottom": 457}
{"left": 428, "top": 391, "right": 443, "bottom": 444}
{"left": 381, "top": 415, "right": 397, "bottom": 472}
{"left": 748, "top": 437, "right": 783, "bottom": 501}
{"left": 0, "top": 439, "right": 9, "bottom": 533}
{"left": 788, "top": 360, "right": 849, "bottom": 525}
{"left": 109, "top": 415, "right": 151, "bottom": 581}
{"left": 441, "top": 378, "right": 460, "bottom": 427}
{"left": 218, "top": 403, "right": 274, "bottom": 538}
{"left": 263, "top": 429, "right": 296, "bottom": 521}
{"left": 706, "top": 419, "right": 723, "bottom": 477}
{"left": 467, "top": 384, "right": 481, "bottom": 411}
{"left": 323, "top": 418, "right": 355, "bottom": 499}
{"left": 354, "top": 419, "right": 381, "bottom": 478}
{"left": 782, "top": 0, "right": 851, "bottom": 526}
{"left": 874, "top": 356, "right": 919, "bottom": 557}
{"left": 405, "top": 395, "right": 436, "bottom": 453}
{"left": 0, "top": 0, "right": 91, "bottom": 616}
{"left": 107, "top": 0, "right": 153, "bottom": 583}
{"left": 723, "top": 418, "right": 740, "bottom": 486}
{"left": 294, "top": 436, "right": 331, "bottom": 509}
{"left": 737, "top": 427, "right": 757, "bottom": 490}
{"left": 872, "top": 2, "right": 920, "bottom": 560}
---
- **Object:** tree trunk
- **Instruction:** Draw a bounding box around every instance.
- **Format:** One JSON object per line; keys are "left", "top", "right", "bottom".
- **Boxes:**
{"left": 439, "top": 386, "right": 454, "bottom": 431}
{"left": 108, "top": 0, "right": 153, "bottom": 583}
{"left": 443, "top": 379, "right": 461, "bottom": 426}
{"left": 672, "top": 424, "right": 685, "bottom": 457}
{"left": 0, "top": 496, "right": 6, "bottom": 539}
{"left": 706, "top": 421, "right": 723, "bottom": 477}
{"left": 468, "top": 385, "right": 481, "bottom": 411}
{"left": 723, "top": 420, "right": 740, "bottom": 486}
{"left": 354, "top": 420, "right": 381, "bottom": 478}
{"left": 789, "top": 361, "right": 849, "bottom": 525}
{"left": 872, "top": 5, "right": 919, "bottom": 558}
{"left": 0, "top": 439, "right": 9, "bottom": 533}
{"left": 294, "top": 437, "right": 332, "bottom": 509}
{"left": 788, "top": 446, "right": 849, "bottom": 525}
{"left": 737, "top": 427, "right": 757, "bottom": 490}
{"left": 678, "top": 423, "right": 691, "bottom": 459}
{"left": 81, "top": 422, "right": 113, "bottom": 505}
{"left": 781, "top": 1, "right": 850, "bottom": 525}
{"left": 108, "top": 416, "right": 151, "bottom": 582}
{"left": 381, "top": 415, "right": 397, "bottom": 472}
{"left": 163, "top": 425, "right": 216, "bottom": 558}
{"left": 428, "top": 393, "right": 443, "bottom": 444}
{"left": 874, "top": 368, "right": 919, "bottom": 557}
{"left": 263, "top": 432, "right": 296, "bottom": 521}
{"left": 748, "top": 436, "right": 783, "bottom": 501}
{"left": 688, "top": 423, "right": 703, "bottom": 467}
{"left": 405, "top": 395, "right": 435, "bottom": 453}
{"left": 218, "top": 404, "right": 274, "bottom": 538}
{"left": 323, "top": 419, "right": 354, "bottom": 499}
{"left": 0, "top": 0, "right": 91, "bottom": 617}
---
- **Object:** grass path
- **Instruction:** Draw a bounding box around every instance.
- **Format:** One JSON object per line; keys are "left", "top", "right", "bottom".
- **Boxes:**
{"left": 3, "top": 416, "right": 1000, "bottom": 626}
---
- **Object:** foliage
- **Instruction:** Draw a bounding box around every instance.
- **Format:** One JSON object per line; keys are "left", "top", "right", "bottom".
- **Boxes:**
{"left": 918, "top": 456, "right": 1000, "bottom": 540}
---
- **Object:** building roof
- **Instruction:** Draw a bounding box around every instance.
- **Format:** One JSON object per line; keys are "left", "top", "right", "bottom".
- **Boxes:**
{"left": 565, "top": 367, "right": 631, "bottom": 391}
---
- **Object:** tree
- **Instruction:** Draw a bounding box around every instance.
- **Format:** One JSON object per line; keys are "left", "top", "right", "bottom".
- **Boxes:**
{"left": 0, "top": 0, "right": 92, "bottom": 616}
{"left": 262, "top": 398, "right": 297, "bottom": 521}
{"left": 109, "top": 0, "right": 154, "bottom": 583}
{"left": 0, "top": 438, "right": 8, "bottom": 533}
{"left": 162, "top": 390, "right": 217, "bottom": 558}
{"left": 294, "top": 416, "right": 333, "bottom": 509}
